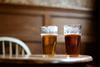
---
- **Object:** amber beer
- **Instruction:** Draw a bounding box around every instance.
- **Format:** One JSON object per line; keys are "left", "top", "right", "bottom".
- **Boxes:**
{"left": 65, "top": 34, "right": 81, "bottom": 57}
{"left": 64, "top": 24, "right": 81, "bottom": 57}
{"left": 41, "top": 34, "right": 57, "bottom": 55}
{"left": 41, "top": 26, "right": 58, "bottom": 56}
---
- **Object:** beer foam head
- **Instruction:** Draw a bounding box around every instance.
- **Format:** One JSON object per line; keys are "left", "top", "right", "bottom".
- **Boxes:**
{"left": 41, "top": 33, "right": 58, "bottom": 36}
{"left": 64, "top": 24, "right": 81, "bottom": 35}
{"left": 41, "top": 26, "right": 58, "bottom": 34}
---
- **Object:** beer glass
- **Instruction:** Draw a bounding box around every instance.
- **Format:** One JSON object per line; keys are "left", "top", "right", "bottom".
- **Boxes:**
{"left": 41, "top": 26, "right": 58, "bottom": 57}
{"left": 64, "top": 24, "right": 81, "bottom": 57}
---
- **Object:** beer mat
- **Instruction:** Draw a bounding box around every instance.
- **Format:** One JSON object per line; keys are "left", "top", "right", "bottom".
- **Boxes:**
{"left": 25, "top": 55, "right": 93, "bottom": 63}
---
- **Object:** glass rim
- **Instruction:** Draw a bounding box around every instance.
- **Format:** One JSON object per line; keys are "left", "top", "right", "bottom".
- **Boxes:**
{"left": 64, "top": 24, "right": 81, "bottom": 27}
{"left": 64, "top": 24, "right": 81, "bottom": 26}
{"left": 41, "top": 25, "right": 58, "bottom": 27}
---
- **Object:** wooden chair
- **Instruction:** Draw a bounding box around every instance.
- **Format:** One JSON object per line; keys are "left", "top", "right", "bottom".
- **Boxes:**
{"left": 0, "top": 37, "right": 31, "bottom": 57}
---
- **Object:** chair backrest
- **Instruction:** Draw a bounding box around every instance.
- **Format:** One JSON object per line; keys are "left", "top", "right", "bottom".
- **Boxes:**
{"left": 0, "top": 37, "right": 31, "bottom": 57}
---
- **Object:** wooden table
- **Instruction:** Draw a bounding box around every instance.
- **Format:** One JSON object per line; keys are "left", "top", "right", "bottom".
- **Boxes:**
{"left": 0, "top": 55, "right": 93, "bottom": 66}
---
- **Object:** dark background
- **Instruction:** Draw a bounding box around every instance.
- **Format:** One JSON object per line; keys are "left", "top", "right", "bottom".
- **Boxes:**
{"left": 86, "top": 0, "right": 100, "bottom": 65}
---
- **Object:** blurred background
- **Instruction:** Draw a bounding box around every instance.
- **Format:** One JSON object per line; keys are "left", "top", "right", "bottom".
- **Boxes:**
{"left": 0, "top": 0, "right": 99, "bottom": 66}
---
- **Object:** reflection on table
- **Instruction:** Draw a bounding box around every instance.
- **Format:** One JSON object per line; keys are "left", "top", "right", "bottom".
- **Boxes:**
{"left": 0, "top": 54, "right": 93, "bottom": 66}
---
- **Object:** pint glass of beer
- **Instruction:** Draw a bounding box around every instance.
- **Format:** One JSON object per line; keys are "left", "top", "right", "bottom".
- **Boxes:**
{"left": 64, "top": 24, "right": 81, "bottom": 57}
{"left": 41, "top": 26, "right": 58, "bottom": 56}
